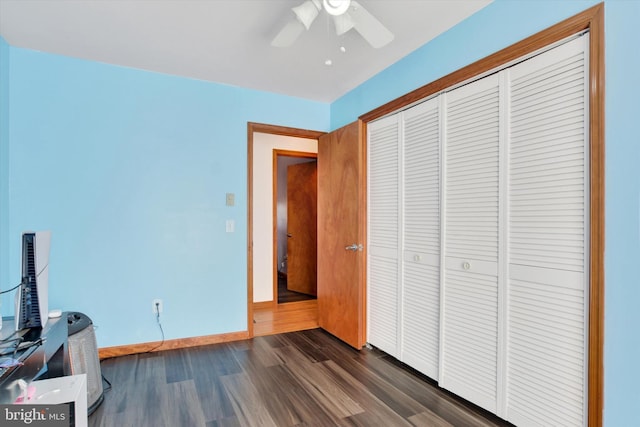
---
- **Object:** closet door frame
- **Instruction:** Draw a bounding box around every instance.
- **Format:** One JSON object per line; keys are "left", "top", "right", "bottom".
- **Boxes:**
{"left": 360, "top": 5, "right": 605, "bottom": 426}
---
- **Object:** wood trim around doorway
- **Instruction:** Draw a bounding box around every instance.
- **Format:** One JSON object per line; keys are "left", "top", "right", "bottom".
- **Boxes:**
{"left": 247, "top": 123, "right": 325, "bottom": 338}
{"left": 359, "top": 4, "right": 604, "bottom": 426}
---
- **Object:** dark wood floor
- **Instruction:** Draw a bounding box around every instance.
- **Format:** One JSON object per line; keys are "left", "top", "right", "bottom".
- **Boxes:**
{"left": 90, "top": 329, "right": 512, "bottom": 427}
{"left": 278, "top": 274, "right": 316, "bottom": 304}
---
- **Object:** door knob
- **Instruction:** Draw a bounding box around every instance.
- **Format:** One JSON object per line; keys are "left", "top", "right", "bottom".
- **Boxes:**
{"left": 345, "top": 244, "right": 363, "bottom": 252}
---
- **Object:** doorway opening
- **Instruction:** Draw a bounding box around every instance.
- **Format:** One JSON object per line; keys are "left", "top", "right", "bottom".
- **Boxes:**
{"left": 274, "top": 151, "right": 318, "bottom": 304}
{"left": 247, "top": 122, "right": 366, "bottom": 345}
{"left": 247, "top": 123, "right": 325, "bottom": 338}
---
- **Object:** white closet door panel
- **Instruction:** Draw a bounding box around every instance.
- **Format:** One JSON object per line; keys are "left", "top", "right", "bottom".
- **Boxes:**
{"left": 403, "top": 251, "right": 439, "bottom": 267}
{"left": 401, "top": 97, "right": 441, "bottom": 380}
{"left": 368, "top": 115, "right": 400, "bottom": 357}
{"left": 441, "top": 74, "right": 500, "bottom": 413}
{"left": 445, "top": 75, "right": 500, "bottom": 264}
{"left": 402, "top": 262, "right": 440, "bottom": 378}
{"left": 445, "top": 256, "right": 498, "bottom": 277}
{"left": 368, "top": 255, "right": 400, "bottom": 357}
{"left": 403, "top": 98, "right": 440, "bottom": 258}
{"left": 369, "top": 245, "right": 399, "bottom": 260}
{"left": 508, "top": 277, "right": 585, "bottom": 427}
{"left": 441, "top": 270, "right": 498, "bottom": 412}
{"left": 369, "top": 117, "right": 400, "bottom": 251}
{"left": 506, "top": 35, "right": 587, "bottom": 427}
{"left": 510, "top": 264, "right": 583, "bottom": 289}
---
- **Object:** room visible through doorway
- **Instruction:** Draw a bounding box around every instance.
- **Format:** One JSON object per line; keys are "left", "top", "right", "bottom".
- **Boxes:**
{"left": 275, "top": 152, "right": 318, "bottom": 304}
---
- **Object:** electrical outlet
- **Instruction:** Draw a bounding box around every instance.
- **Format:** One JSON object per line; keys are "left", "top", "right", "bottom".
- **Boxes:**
{"left": 152, "top": 299, "right": 163, "bottom": 314}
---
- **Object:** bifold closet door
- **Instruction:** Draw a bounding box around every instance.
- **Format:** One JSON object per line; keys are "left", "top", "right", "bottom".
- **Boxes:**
{"left": 366, "top": 32, "right": 589, "bottom": 427}
{"left": 367, "top": 115, "right": 400, "bottom": 357}
{"left": 400, "top": 98, "right": 441, "bottom": 380}
{"left": 440, "top": 73, "right": 501, "bottom": 413}
{"left": 505, "top": 35, "right": 588, "bottom": 427}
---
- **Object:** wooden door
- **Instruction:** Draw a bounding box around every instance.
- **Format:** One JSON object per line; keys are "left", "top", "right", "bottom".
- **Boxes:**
{"left": 317, "top": 121, "right": 366, "bottom": 349}
{"left": 286, "top": 161, "right": 317, "bottom": 296}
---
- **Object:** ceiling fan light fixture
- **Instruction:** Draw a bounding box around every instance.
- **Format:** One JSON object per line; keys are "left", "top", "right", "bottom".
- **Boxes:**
{"left": 323, "top": 0, "right": 351, "bottom": 16}
{"left": 293, "top": 0, "right": 321, "bottom": 30}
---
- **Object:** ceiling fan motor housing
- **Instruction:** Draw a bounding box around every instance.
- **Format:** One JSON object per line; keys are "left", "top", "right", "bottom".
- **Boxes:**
{"left": 323, "top": 0, "right": 351, "bottom": 16}
{"left": 274, "top": 0, "right": 392, "bottom": 49}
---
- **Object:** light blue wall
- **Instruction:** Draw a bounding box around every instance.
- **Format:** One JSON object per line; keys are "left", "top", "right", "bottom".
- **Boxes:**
{"left": 332, "top": 1, "right": 640, "bottom": 425}
{"left": 603, "top": 2, "right": 640, "bottom": 426}
{"left": 4, "top": 48, "right": 329, "bottom": 347}
{"left": 0, "top": 36, "right": 9, "bottom": 312}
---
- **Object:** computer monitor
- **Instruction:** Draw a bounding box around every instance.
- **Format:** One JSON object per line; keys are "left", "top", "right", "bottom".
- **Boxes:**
{"left": 14, "top": 231, "right": 51, "bottom": 331}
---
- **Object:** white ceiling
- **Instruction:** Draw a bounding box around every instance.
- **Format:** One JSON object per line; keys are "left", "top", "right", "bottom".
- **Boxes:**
{"left": 0, "top": 0, "right": 492, "bottom": 103}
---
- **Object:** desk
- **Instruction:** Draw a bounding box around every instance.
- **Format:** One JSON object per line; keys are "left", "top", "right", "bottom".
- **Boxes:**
{"left": 0, "top": 315, "right": 70, "bottom": 404}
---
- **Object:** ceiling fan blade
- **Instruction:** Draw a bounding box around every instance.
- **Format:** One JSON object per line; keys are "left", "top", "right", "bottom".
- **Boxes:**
{"left": 271, "top": 19, "right": 305, "bottom": 47}
{"left": 293, "top": 0, "right": 321, "bottom": 30}
{"left": 350, "top": 0, "right": 394, "bottom": 48}
{"left": 333, "top": 13, "right": 354, "bottom": 36}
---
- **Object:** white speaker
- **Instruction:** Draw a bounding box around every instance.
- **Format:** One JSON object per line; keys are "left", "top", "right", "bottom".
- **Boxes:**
{"left": 67, "top": 312, "right": 104, "bottom": 415}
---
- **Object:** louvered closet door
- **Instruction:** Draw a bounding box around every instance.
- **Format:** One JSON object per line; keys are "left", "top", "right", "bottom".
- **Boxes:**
{"left": 367, "top": 115, "right": 401, "bottom": 357}
{"left": 506, "top": 35, "right": 588, "bottom": 427}
{"left": 401, "top": 97, "right": 441, "bottom": 379}
{"left": 441, "top": 73, "right": 501, "bottom": 413}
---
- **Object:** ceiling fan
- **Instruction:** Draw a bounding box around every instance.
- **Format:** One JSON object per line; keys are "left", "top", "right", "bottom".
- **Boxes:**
{"left": 271, "top": 0, "right": 394, "bottom": 49}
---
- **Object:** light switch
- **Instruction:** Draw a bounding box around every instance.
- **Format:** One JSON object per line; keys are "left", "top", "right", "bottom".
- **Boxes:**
{"left": 226, "top": 220, "right": 235, "bottom": 233}
{"left": 226, "top": 193, "right": 235, "bottom": 206}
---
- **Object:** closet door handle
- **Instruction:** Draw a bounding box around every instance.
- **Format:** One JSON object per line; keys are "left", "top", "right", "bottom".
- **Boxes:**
{"left": 345, "top": 244, "right": 363, "bottom": 252}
